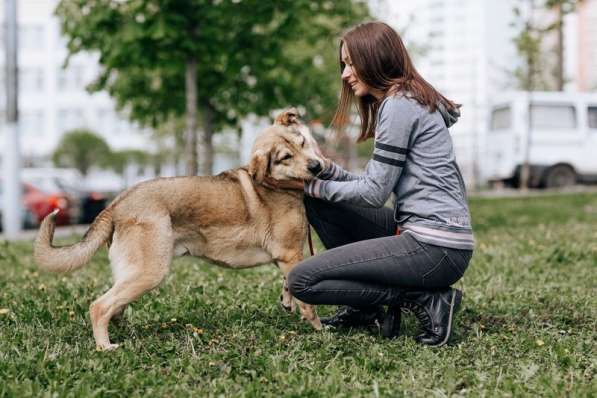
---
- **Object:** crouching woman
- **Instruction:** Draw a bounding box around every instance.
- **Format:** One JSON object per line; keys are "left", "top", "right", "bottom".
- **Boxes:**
{"left": 288, "top": 21, "right": 474, "bottom": 347}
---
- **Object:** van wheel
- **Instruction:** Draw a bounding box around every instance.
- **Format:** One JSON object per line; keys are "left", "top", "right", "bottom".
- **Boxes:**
{"left": 543, "top": 165, "right": 576, "bottom": 188}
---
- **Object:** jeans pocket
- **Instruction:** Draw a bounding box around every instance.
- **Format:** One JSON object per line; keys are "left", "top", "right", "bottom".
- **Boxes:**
{"left": 444, "top": 249, "right": 471, "bottom": 278}
{"left": 422, "top": 254, "right": 464, "bottom": 288}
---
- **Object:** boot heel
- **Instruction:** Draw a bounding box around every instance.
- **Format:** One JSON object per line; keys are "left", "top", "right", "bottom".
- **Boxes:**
{"left": 436, "top": 289, "right": 462, "bottom": 347}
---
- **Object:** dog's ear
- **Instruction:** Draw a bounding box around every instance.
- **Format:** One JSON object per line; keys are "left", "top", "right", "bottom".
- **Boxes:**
{"left": 275, "top": 107, "right": 300, "bottom": 127}
{"left": 248, "top": 149, "right": 270, "bottom": 183}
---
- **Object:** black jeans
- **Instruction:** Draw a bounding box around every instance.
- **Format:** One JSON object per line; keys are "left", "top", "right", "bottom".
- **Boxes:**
{"left": 287, "top": 197, "right": 473, "bottom": 308}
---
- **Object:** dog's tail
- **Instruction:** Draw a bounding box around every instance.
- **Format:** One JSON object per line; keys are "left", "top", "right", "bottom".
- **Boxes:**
{"left": 33, "top": 206, "right": 114, "bottom": 273}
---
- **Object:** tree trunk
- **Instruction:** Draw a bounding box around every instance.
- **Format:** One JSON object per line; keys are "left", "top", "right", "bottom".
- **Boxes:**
{"left": 184, "top": 57, "right": 199, "bottom": 176}
{"left": 199, "top": 98, "right": 214, "bottom": 175}
{"left": 520, "top": 2, "right": 535, "bottom": 191}
{"left": 555, "top": 3, "right": 564, "bottom": 91}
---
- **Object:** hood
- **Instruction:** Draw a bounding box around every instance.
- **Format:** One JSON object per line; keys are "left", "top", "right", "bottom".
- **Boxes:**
{"left": 438, "top": 102, "right": 460, "bottom": 128}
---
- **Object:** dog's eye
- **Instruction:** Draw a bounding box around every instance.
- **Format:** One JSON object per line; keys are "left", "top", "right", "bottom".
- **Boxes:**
{"left": 301, "top": 138, "right": 305, "bottom": 147}
{"left": 278, "top": 153, "right": 293, "bottom": 163}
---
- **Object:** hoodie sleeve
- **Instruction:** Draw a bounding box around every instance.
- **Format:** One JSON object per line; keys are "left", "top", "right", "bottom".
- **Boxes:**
{"left": 304, "top": 96, "right": 421, "bottom": 207}
{"left": 314, "top": 161, "right": 360, "bottom": 181}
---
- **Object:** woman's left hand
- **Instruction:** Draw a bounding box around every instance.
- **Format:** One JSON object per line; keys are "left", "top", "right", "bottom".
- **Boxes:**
{"left": 263, "top": 176, "right": 305, "bottom": 191}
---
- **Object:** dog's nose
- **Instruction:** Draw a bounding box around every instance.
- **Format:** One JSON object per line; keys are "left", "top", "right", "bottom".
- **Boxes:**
{"left": 307, "top": 159, "right": 323, "bottom": 175}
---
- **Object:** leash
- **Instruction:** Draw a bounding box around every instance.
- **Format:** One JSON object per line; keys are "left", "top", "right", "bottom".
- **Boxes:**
{"left": 307, "top": 225, "right": 316, "bottom": 256}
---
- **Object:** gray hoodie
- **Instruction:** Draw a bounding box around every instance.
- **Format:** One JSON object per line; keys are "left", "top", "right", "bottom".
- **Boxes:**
{"left": 305, "top": 95, "right": 474, "bottom": 250}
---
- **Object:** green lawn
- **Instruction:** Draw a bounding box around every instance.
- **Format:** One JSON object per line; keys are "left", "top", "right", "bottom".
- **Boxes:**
{"left": 1, "top": 193, "right": 596, "bottom": 397}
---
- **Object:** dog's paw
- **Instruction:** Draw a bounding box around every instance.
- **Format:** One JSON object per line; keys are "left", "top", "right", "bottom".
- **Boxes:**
{"left": 301, "top": 315, "right": 322, "bottom": 331}
{"left": 279, "top": 294, "right": 294, "bottom": 313}
{"left": 96, "top": 343, "right": 120, "bottom": 352}
{"left": 311, "top": 317, "right": 323, "bottom": 331}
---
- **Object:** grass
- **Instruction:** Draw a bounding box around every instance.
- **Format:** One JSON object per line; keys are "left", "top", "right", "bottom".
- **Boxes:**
{"left": 1, "top": 192, "right": 596, "bottom": 397}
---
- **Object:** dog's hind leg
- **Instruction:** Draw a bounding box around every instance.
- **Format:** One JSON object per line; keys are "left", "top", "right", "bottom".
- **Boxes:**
{"left": 90, "top": 221, "right": 173, "bottom": 351}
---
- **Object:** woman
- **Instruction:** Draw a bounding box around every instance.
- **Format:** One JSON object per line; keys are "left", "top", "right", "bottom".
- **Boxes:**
{"left": 287, "top": 21, "right": 474, "bottom": 347}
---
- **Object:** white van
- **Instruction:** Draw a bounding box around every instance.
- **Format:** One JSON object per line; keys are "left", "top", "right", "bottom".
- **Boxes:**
{"left": 485, "top": 91, "right": 597, "bottom": 188}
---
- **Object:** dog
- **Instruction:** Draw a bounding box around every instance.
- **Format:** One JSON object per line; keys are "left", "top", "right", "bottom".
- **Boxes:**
{"left": 34, "top": 108, "right": 324, "bottom": 351}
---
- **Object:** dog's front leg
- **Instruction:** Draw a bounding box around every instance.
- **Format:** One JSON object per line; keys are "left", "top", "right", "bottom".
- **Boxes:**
{"left": 277, "top": 259, "right": 322, "bottom": 331}
{"left": 279, "top": 276, "right": 296, "bottom": 313}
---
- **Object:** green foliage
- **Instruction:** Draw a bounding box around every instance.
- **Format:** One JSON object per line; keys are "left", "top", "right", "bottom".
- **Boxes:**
{"left": 52, "top": 129, "right": 112, "bottom": 176}
{"left": 55, "top": 0, "right": 370, "bottom": 131}
{"left": 106, "top": 149, "right": 151, "bottom": 175}
{"left": 510, "top": 0, "right": 582, "bottom": 91}
{"left": 544, "top": 0, "right": 580, "bottom": 14}
{"left": 1, "top": 193, "right": 596, "bottom": 396}
{"left": 356, "top": 138, "right": 374, "bottom": 158}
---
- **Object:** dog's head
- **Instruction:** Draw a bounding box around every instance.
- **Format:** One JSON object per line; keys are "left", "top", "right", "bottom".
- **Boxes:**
{"left": 248, "top": 108, "right": 325, "bottom": 184}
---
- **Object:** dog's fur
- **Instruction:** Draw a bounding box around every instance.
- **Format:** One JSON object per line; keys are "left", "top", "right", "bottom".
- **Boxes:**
{"left": 34, "top": 109, "right": 323, "bottom": 350}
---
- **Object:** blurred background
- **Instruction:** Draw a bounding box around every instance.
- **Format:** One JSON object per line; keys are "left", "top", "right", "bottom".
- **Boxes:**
{"left": 1, "top": 0, "right": 596, "bottom": 237}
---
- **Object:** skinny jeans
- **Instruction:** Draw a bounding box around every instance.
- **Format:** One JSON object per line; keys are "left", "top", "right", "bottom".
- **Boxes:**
{"left": 287, "top": 197, "right": 473, "bottom": 308}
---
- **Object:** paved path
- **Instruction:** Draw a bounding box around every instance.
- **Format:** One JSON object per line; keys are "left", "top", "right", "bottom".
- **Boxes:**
{"left": 2, "top": 186, "right": 595, "bottom": 242}
{"left": 469, "top": 185, "right": 597, "bottom": 198}
{"left": 1, "top": 224, "right": 89, "bottom": 242}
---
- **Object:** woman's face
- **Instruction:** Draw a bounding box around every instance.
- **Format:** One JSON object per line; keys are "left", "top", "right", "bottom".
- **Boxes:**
{"left": 341, "top": 44, "right": 383, "bottom": 99}
{"left": 341, "top": 44, "right": 369, "bottom": 97}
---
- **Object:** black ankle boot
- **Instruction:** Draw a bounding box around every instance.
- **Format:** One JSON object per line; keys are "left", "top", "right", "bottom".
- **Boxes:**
{"left": 400, "top": 288, "right": 462, "bottom": 347}
{"left": 321, "top": 306, "right": 385, "bottom": 329}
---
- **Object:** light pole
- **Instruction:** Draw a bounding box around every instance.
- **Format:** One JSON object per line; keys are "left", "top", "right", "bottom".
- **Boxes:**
{"left": 2, "top": 0, "right": 22, "bottom": 239}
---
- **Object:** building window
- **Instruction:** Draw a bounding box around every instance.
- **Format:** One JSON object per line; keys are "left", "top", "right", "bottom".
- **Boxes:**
{"left": 20, "top": 110, "right": 44, "bottom": 137}
{"left": 57, "top": 65, "right": 87, "bottom": 91}
{"left": 57, "top": 109, "right": 85, "bottom": 133}
{"left": 19, "top": 68, "right": 44, "bottom": 93}
{"left": 57, "top": 69, "right": 68, "bottom": 91}
{"left": 531, "top": 104, "right": 576, "bottom": 130}
{"left": 57, "top": 109, "right": 69, "bottom": 133}
{"left": 18, "top": 25, "right": 45, "bottom": 50}
{"left": 490, "top": 106, "right": 511, "bottom": 130}
{"left": 589, "top": 106, "right": 597, "bottom": 129}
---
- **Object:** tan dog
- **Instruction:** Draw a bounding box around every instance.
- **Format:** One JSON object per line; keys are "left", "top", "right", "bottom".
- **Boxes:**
{"left": 34, "top": 109, "right": 324, "bottom": 351}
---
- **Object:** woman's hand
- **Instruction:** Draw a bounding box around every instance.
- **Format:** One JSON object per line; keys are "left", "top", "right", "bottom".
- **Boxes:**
{"left": 311, "top": 140, "right": 330, "bottom": 170}
{"left": 262, "top": 176, "right": 305, "bottom": 191}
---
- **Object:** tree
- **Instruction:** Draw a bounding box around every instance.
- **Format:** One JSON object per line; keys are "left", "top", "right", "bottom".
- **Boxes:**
{"left": 511, "top": 0, "right": 546, "bottom": 91}
{"left": 511, "top": 0, "right": 582, "bottom": 92}
{"left": 52, "top": 129, "right": 111, "bottom": 176}
{"left": 105, "top": 149, "right": 151, "bottom": 175}
{"left": 55, "top": 0, "right": 369, "bottom": 176}
{"left": 544, "top": 0, "right": 582, "bottom": 90}
{"left": 510, "top": 0, "right": 582, "bottom": 189}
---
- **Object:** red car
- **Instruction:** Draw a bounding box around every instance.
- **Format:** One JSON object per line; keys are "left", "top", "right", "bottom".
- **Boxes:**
{"left": 22, "top": 182, "right": 73, "bottom": 226}
{"left": 1, "top": 178, "right": 74, "bottom": 230}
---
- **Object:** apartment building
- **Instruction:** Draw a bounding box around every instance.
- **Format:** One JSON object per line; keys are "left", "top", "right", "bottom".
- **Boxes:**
{"left": 386, "top": 0, "right": 597, "bottom": 185}
{"left": 0, "top": 0, "right": 152, "bottom": 163}
{"left": 578, "top": 0, "right": 597, "bottom": 91}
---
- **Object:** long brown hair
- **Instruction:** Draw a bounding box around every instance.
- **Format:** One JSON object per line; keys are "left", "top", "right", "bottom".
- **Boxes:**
{"left": 331, "top": 21, "right": 458, "bottom": 141}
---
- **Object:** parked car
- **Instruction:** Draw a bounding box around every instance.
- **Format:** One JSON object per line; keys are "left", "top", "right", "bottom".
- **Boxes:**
{"left": 485, "top": 91, "right": 597, "bottom": 188}
{"left": 0, "top": 180, "right": 71, "bottom": 231}
{"left": 0, "top": 186, "right": 37, "bottom": 231}
{"left": 22, "top": 168, "right": 107, "bottom": 224}
{"left": 23, "top": 181, "right": 73, "bottom": 226}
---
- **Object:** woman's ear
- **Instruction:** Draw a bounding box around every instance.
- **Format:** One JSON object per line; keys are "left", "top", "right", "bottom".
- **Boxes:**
{"left": 248, "top": 149, "right": 270, "bottom": 183}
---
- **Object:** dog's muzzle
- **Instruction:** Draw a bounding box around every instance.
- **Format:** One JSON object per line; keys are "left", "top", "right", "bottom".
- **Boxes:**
{"left": 307, "top": 159, "right": 323, "bottom": 176}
